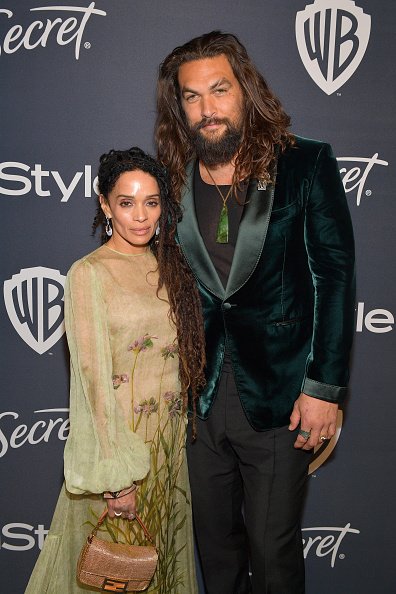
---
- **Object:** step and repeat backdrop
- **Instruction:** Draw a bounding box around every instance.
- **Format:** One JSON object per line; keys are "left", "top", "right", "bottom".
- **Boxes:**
{"left": 1, "top": 1, "right": 395, "bottom": 592}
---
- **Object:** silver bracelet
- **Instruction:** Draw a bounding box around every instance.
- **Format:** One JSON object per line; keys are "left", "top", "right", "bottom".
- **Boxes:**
{"left": 103, "top": 484, "right": 136, "bottom": 499}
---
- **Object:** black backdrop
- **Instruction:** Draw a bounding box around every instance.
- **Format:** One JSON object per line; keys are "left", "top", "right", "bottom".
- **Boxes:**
{"left": 1, "top": 1, "right": 395, "bottom": 592}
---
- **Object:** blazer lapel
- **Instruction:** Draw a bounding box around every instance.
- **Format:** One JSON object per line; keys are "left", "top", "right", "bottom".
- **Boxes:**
{"left": 225, "top": 159, "right": 278, "bottom": 300}
{"left": 177, "top": 161, "right": 225, "bottom": 299}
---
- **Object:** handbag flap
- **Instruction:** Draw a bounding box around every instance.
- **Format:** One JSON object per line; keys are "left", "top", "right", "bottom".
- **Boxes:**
{"left": 81, "top": 536, "right": 158, "bottom": 581}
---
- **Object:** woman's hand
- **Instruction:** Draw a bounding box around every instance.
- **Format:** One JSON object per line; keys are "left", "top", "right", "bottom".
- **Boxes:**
{"left": 104, "top": 486, "right": 137, "bottom": 520}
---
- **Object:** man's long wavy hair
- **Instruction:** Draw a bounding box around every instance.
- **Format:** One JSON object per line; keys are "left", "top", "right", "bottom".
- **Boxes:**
{"left": 155, "top": 30, "right": 294, "bottom": 199}
{"left": 92, "top": 147, "right": 206, "bottom": 432}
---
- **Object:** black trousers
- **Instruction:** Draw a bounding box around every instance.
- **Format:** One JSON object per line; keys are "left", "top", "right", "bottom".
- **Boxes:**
{"left": 187, "top": 370, "right": 312, "bottom": 594}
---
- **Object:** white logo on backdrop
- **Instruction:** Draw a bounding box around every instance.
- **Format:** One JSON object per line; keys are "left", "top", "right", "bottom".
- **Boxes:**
{"left": 4, "top": 267, "right": 66, "bottom": 354}
{"left": 0, "top": 514, "right": 359, "bottom": 559}
{"left": 0, "top": 2, "right": 106, "bottom": 60}
{"left": 0, "top": 161, "right": 98, "bottom": 202}
{"left": 0, "top": 519, "right": 359, "bottom": 557}
{"left": 296, "top": 0, "right": 371, "bottom": 95}
{"left": 0, "top": 407, "right": 349, "bottom": 472}
{"left": 356, "top": 303, "right": 394, "bottom": 334}
{"left": 0, "top": 523, "right": 49, "bottom": 551}
{"left": 337, "top": 154, "right": 389, "bottom": 206}
{"left": 0, "top": 408, "right": 69, "bottom": 459}
{"left": 0, "top": 155, "right": 388, "bottom": 205}
{"left": 302, "top": 524, "right": 360, "bottom": 567}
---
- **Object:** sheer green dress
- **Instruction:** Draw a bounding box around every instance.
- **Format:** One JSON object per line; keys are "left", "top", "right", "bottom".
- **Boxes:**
{"left": 25, "top": 245, "right": 198, "bottom": 594}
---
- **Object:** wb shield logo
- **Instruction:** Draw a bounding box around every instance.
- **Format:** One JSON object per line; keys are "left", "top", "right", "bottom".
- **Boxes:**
{"left": 296, "top": 0, "right": 371, "bottom": 95}
{"left": 4, "top": 267, "right": 66, "bottom": 354}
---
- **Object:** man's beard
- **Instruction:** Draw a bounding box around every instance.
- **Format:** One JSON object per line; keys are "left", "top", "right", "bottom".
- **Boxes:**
{"left": 188, "top": 117, "right": 243, "bottom": 167}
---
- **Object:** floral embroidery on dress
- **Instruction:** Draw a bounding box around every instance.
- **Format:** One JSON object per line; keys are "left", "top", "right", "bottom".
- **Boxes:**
{"left": 112, "top": 374, "right": 129, "bottom": 389}
{"left": 128, "top": 333, "right": 158, "bottom": 430}
{"left": 158, "top": 343, "right": 178, "bottom": 403}
{"left": 87, "top": 331, "right": 190, "bottom": 593}
{"left": 161, "top": 343, "right": 178, "bottom": 360}
{"left": 163, "top": 391, "right": 182, "bottom": 418}
{"left": 128, "top": 333, "right": 158, "bottom": 353}
{"left": 134, "top": 397, "right": 159, "bottom": 416}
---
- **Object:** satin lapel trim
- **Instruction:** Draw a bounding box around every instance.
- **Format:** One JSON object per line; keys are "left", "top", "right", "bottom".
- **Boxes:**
{"left": 177, "top": 161, "right": 225, "bottom": 299}
{"left": 225, "top": 161, "right": 278, "bottom": 300}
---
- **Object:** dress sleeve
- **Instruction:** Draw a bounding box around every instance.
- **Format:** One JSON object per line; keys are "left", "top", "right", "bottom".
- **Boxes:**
{"left": 301, "top": 143, "right": 356, "bottom": 403}
{"left": 63, "top": 258, "right": 150, "bottom": 495}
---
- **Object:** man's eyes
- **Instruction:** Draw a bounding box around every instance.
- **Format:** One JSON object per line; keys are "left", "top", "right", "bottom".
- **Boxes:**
{"left": 183, "top": 88, "right": 229, "bottom": 103}
{"left": 185, "top": 94, "right": 198, "bottom": 102}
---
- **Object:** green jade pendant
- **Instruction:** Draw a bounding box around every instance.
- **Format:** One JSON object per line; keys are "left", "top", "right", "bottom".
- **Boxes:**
{"left": 216, "top": 203, "right": 229, "bottom": 243}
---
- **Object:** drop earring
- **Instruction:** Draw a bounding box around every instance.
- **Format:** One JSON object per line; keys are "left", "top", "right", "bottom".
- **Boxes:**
{"left": 155, "top": 225, "right": 160, "bottom": 236}
{"left": 105, "top": 217, "right": 113, "bottom": 237}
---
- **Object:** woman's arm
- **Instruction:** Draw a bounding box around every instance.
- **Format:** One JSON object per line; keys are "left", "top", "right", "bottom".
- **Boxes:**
{"left": 63, "top": 258, "right": 150, "bottom": 495}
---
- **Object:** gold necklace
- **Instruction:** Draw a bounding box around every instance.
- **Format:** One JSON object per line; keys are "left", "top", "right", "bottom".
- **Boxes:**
{"left": 203, "top": 163, "right": 233, "bottom": 244}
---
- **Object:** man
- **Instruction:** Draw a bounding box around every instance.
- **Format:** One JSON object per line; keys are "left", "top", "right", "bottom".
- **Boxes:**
{"left": 155, "top": 31, "right": 355, "bottom": 594}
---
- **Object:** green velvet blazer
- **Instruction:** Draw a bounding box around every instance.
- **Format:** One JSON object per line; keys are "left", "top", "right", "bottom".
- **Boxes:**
{"left": 177, "top": 136, "right": 356, "bottom": 430}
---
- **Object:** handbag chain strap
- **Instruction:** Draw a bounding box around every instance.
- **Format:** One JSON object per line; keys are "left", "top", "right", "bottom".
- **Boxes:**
{"left": 88, "top": 509, "right": 156, "bottom": 547}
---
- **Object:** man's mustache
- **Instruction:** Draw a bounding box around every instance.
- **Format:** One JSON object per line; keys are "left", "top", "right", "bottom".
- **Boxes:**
{"left": 194, "top": 117, "right": 230, "bottom": 131}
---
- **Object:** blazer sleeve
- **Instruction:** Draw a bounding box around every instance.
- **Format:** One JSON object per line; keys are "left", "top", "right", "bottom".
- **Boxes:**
{"left": 63, "top": 259, "right": 150, "bottom": 495}
{"left": 301, "top": 142, "right": 356, "bottom": 403}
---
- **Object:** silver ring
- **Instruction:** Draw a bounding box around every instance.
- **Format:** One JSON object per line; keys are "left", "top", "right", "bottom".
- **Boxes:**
{"left": 320, "top": 435, "right": 327, "bottom": 442}
{"left": 114, "top": 511, "right": 122, "bottom": 517}
{"left": 298, "top": 429, "right": 311, "bottom": 440}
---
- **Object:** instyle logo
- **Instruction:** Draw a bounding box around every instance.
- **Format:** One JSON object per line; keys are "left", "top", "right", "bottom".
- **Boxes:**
{"left": 302, "top": 523, "right": 360, "bottom": 567}
{"left": 337, "top": 154, "right": 389, "bottom": 206}
{"left": 296, "top": 0, "right": 371, "bottom": 95}
{"left": 0, "top": 523, "right": 48, "bottom": 551}
{"left": 0, "top": 161, "right": 98, "bottom": 202}
{"left": 0, "top": 156, "right": 388, "bottom": 206}
{"left": 0, "top": 408, "right": 70, "bottom": 459}
{"left": 0, "top": 2, "right": 106, "bottom": 60}
{"left": 356, "top": 302, "right": 394, "bottom": 334}
{"left": 0, "top": 517, "right": 359, "bottom": 559}
{"left": 0, "top": 517, "right": 360, "bottom": 559}
{"left": 4, "top": 267, "right": 66, "bottom": 354}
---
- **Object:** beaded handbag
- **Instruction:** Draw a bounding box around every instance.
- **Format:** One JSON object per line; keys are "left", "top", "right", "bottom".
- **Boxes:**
{"left": 77, "top": 509, "right": 158, "bottom": 592}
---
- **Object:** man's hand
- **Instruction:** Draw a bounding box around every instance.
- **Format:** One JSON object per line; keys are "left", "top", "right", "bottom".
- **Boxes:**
{"left": 289, "top": 393, "right": 338, "bottom": 450}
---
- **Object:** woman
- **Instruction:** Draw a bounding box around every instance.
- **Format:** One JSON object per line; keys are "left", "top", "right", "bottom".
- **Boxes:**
{"left": 26, "top": 147, "right": 206, "bottom": 593}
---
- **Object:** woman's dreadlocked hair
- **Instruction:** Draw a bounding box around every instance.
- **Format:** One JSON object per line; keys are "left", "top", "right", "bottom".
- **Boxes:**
{"left": 92, "top": 147, "right": 206, "bottom": 435}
